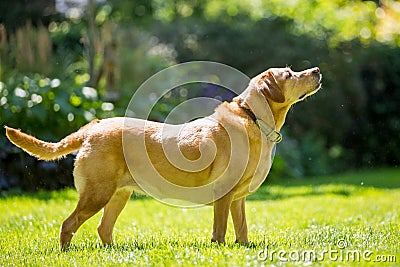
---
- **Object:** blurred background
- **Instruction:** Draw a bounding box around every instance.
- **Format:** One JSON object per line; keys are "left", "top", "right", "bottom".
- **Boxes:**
{"left": 0, "top": 0, "right": 399, "bottom": 191}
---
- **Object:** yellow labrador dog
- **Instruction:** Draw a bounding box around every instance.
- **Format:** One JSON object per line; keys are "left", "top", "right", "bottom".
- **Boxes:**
{"left": 5, "top": 67, "right": 321, "bottom": 250}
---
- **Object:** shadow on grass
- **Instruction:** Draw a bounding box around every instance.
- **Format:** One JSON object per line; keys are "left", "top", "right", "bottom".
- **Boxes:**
{"left": 0, "top": 188, "right": 78, "bottom": 200}
{"left": 248, "top": 167, "right": 400, "bottom": 201}
{"left": 0, "top": 187, "right": 148, "bottom": 201}
{"left": 247, "top": 186, "right": 354, "bottom": 201}
{"left": 2, "top": 168, "right": 399, "bottom": 202}
{"left": 272, "top": 168, "right": 400, "bottom": 188}
{"left": 60, "top": 239, "right": 266, "bottom": 253}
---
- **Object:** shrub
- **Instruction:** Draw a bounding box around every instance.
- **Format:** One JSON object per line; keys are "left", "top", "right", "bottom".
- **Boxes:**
{"left": 0, "top": 71, "right": 117, "bottom": 190}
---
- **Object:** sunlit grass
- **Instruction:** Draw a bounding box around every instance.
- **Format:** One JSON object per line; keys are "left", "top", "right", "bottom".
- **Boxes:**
{"left": 0, "top": 168, "right": 399, "bottom": 266}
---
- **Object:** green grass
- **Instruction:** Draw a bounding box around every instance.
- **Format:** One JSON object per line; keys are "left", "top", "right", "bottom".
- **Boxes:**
{"left": 1, "top": 168, "right": 399, "bottom": 266}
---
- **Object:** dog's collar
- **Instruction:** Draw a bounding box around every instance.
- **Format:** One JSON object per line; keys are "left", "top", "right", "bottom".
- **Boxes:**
{"left": 240, "top": 107, "right": 282, "bottom": 143}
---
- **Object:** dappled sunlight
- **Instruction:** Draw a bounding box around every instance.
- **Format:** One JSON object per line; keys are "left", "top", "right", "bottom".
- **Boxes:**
{"left": 151, "top": 0, "right": 400, "bottom": 46}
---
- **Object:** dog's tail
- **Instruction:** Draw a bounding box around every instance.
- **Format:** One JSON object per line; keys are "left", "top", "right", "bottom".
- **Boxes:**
{"left": 4, "top": 120, "right": 99, "bottom": 161}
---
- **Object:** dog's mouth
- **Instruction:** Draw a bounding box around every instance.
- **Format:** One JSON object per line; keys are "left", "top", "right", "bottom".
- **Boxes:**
{"left": 299, "top": 72, "right": 322, "bottom": 100}
{"left": 298, "top": 93, "right": 308, "bottom": 100}
{"left": 298, "top": 81, "right": 321, "bottom": 100}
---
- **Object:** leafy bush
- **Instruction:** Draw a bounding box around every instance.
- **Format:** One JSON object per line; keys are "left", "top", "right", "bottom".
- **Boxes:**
{"left": 0, "top": 14, "right": 177, "bottom": 190}
{"left": 0, "top": 70, "right": 118, "bottom": 190}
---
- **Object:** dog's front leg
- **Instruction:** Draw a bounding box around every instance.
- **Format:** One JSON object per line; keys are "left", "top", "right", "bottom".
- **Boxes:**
{"left": 211, "top": 192, "right": 234, "bottom": 243}
{"left": 230, "top": 197, "right": 249, "bottom": 244}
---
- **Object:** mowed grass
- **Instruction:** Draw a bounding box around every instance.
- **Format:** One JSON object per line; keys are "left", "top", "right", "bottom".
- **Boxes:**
{"left": 0, "top": 168, "right": 399, "bottom": 266}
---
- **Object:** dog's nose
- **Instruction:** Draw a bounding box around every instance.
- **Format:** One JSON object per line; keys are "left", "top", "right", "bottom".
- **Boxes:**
{"left": 311, "top": 67, "right": 320, "bottom": 74}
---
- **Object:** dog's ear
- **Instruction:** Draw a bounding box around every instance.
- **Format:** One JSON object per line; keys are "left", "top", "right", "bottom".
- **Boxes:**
{"left": 256, "top": 71, "right": 285, "bottom": 103}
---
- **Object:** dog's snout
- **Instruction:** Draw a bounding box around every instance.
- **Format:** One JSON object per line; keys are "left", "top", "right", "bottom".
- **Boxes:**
{"left": 298, "top": 67, "right": 320, "bottom": 77}
{"left": 311, "top": 67, "right": 320, "bottom": 74}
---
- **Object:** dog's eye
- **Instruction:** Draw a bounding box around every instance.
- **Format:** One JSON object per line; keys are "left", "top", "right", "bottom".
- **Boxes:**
{"left": 285, "top": 72, "right": 292, "bottom": 79}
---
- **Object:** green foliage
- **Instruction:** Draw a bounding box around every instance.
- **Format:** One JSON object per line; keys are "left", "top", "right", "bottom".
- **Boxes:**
{"left": 1, "top": 0, "right": 400, "bottom": 190}
{"left": 0, "top": 14, "right": 175, "bottom": 190}
{"left": 0, "top": 70, "right": 113, "bottom": 190}
{"left": 48, "top": 20, "right": 87, "bottom": 70}
{"left": 0, "top": 72, "right": 111, "bottom": 140}
{"left": 0, "top": 0, "right": 55, "bottom": 31}
{"left": 271, "top": 135, "right": 326, "bottom": 180}
{"left": 0, "top": 169, "right": 399, "bottom": 266}
{"left": 347, "top": 45, "right": 400, "bottom": 166}
{"left": 134, "top": 0, "right": 400, "bottom": 47}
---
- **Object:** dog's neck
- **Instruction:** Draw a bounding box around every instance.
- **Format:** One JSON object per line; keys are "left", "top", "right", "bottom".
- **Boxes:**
{"left": 233, "top": 86, "right": 290, "bottom": 132}
{"left": 265, "top": 101, "right": 291, "bottom": 131}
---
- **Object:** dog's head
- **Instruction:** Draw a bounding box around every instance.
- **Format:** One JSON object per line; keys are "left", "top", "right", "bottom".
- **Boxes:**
{"left": 254, "top": 67, "right": 322, "bottom": 105}
{"left": 234, "top": 67, "right": 322, "bottom": 130}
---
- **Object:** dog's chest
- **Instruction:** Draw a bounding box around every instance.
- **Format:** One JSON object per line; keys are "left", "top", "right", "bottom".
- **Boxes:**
{"left": 234, "top": 138, "right": 275, "bottom": 199}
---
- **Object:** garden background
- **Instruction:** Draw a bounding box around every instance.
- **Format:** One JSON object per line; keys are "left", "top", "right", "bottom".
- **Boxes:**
{"left": 1, "top": 1, "right": 400, "bottom": 266}
{"left": 0, "top": 0, "right": 399, "bottom": 190}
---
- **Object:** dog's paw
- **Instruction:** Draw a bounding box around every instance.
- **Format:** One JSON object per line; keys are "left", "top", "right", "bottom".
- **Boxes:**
{"left": 211, "top": 238, "right": 225, "bottom": 244}
{"left": 235, "top": 240, "right": 257, "bottom": 248}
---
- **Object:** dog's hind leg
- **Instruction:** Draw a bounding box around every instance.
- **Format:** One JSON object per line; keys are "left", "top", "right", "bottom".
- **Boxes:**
{"left": 97, "top": 186, "right": 133, "bottom": 245}
{"left": 60, "top": 170, "right": 117, "bottom": 250}
{"left": 60, "top": 189, "right": 115, "bottom": 250}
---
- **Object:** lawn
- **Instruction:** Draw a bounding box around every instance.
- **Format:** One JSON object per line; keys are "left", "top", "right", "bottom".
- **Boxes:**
{"left": 0, "top": 168, "right": 399, "bottom": 266}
